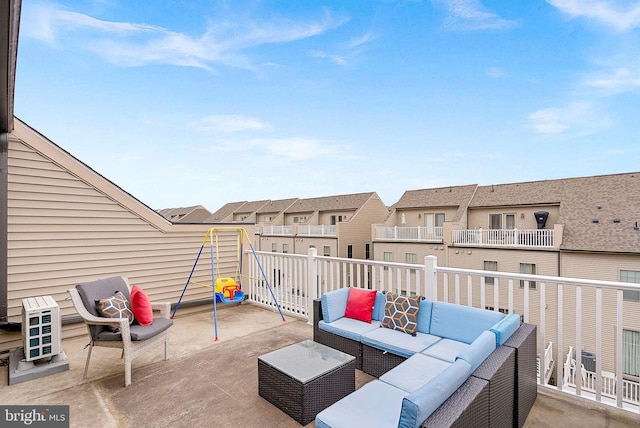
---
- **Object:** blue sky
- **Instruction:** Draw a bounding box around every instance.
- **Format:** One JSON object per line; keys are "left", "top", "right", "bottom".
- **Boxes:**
{"left": 14, "top": 1, "right": 640, "bottom": 212}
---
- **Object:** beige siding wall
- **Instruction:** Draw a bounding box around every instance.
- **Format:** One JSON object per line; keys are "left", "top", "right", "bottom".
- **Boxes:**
{"left": 467, "top": 205, "right": 560, "bottom": 230}
{"left": 337, "top": 195, "right": 388, "bottom": 259}
{"left": 393, "top": 207, "right": 459, "bottom": 227}
{"left": 3, "top": 123, "right": 249, "bottom": 351}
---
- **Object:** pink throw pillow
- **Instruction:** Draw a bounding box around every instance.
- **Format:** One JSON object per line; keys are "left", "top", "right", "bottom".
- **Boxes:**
{"left": 344, "top": 287, "right": 377, "bottom": 323}
{"left": 130, "top": 285, "right": 153, "bottom": 326}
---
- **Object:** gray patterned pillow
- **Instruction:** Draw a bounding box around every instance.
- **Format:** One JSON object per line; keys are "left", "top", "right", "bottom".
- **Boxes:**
{"left": 381, "top": 292, "right": 421, "bottom": 336}
{"left": 95, "top": 291, "right": 134, "bottom": 332}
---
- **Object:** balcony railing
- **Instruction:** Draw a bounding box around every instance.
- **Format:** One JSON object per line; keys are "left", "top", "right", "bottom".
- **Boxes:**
{"left": 245, "top": 250, "right": 640, "bottom": 416}
{"left": 451, "top": 228, "right": 554, "bottom": 248}
{"left": 259, "top": 225, "right": 294, "bottom": 236}
{"left": 298, "top": 224, "right": 337, "bottom": 237}
{"left": 375, "top": 226, "right": 443, "bottom": 241}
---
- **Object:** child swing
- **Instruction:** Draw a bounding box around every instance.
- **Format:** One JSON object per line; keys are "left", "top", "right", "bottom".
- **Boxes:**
{"left": 172, "top": 227, "right": 285, "bottom": 341}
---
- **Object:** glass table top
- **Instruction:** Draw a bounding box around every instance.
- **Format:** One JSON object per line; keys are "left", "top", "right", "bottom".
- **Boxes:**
{"left": 258, "top": 340, "right": 355, "bottom": 384}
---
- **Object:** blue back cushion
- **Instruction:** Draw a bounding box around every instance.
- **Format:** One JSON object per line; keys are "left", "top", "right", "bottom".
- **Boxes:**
{"left": 416, "top": 299, "right": 434, "bottom": 334}
{"left": 430, "top": 301, "right": 504, "bottom": 344}
{"left": 490, "top": 313, "right": 521, "bottom": 346}
{"left": 372, "top": 292, "right": 386, "bottom": 321}
{"left": 320, "top": 287, "right": 350, "bottom": 323}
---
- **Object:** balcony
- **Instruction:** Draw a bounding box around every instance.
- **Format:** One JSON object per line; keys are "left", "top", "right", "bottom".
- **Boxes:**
{"left": 297, "top": 224, "right": 337, "bottom": 237}
{"left": 2, "top": 303, "right": 636, "bottom": 427}
{"left": 452, "top": 228, "right": 555, "bottom": 248}
{"left": 375, "top": 226, "right": 443, "bottom": 242}
{"left": 259, "top": 225, "right": 294, "bottom": 236}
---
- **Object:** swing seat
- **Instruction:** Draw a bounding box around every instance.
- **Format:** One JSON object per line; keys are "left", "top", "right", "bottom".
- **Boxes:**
{"left": 216, "top": 290, "right": 245, "bottom": 303}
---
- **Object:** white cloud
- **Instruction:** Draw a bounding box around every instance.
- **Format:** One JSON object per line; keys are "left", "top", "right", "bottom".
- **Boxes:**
{"left": 486, "top": 67, "right": 508, "bottom": 78}
{"left": 433, "top": 0, "right": 519, "bottom": 30}
{"left": 310, "top": 51, "right": 349, "bottom": 66}
{"left": 251, "top": 137, "right": 346, "bottom": 161}
{"left": 527, "top": 102, "right": 612, "bottom": 135}
{"left": 21, "top": 2, "right": 348, "bottom": 71}
{"left": 189, "top": 115, "right": 271, "bottom": 133}
{"left": 583, "top": 65, "right": 640, "bottom": 94}
{"left": 547, "top": 0, "right": 640, "bottom": 31}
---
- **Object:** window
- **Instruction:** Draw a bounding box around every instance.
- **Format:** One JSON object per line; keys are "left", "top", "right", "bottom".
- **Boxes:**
{"left": 425, "top": 213, "right": 445, "bottom": 229}
{"left": 347, "top": 244, "right": 353, "bottom": 258}
{"left": 506, "top": 214, "right": 516, "bottom": 229}
{"left": 520, "top": 263, "right": 537, "bottom": 289}
{"left": 282, "top": 244, "right": 289, "bottom": 254}
{"left": 621, "top": 270, "right": 640, "bottom": 302}
{"left": 330, "top": 215, "right": 343, "bottom": 225}
{"left": 484, "top": 261, "right": 498, "bottom": 285}
{"left": 405, "top": 253, "right": 417, "bottom": 264}
{"left": 365, "top": 243, "right": 370, "bottom": 260}
{"left": 271, "top": 243, "right": 277, "bottom": 252}
{"left": 323, "top": 245, "right": 331, "bottom": 257}
{"left": 383, "top": 252, "right": 393, "bottom": 270}
{"left": 623, "top": 329, "right": 640, "bottom": 377}
{"left": 489, "top": 214, "right": 502, "bottom": 229}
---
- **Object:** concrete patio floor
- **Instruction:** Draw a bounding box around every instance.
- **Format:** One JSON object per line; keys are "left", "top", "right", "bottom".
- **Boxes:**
{"left": 1, "top": 303, "right": 637, "bottom": 427}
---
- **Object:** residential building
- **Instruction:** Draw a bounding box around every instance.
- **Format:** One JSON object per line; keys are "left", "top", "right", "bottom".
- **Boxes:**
{"left": 157, "top": 205, "right": 211, "bottom": 223}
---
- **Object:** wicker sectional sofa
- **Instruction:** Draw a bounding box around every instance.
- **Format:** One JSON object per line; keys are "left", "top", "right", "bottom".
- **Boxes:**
{"left": 313, "top": 288, "right": 537, "bottom": 428}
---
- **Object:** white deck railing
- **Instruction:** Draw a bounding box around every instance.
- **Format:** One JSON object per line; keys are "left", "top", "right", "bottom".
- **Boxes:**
{"left": 451, "top": 228, "right": 554, "bottom": 248}
{"left": 260, "top": 225, "right": 294, "bottom": 236}
{"left": 246, "top": 250, "right": 640, "bottom": 414}
{"left": 375, "top": 226, "right": 443, "bottom": 241}
{"left": 298, "top": 224, "right": 337, "bottom": 236}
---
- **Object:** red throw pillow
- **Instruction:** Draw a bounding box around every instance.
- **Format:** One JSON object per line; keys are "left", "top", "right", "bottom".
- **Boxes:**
{"left": 130, "top": 285, "right": 153, "bottom": 326}
{"left": 344, "top": 287, "right": 377, "bottom": 323}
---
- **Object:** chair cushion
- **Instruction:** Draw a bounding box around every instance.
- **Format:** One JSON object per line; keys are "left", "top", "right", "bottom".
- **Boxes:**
{"left": 95, "top": 317, "right": 173, "bottom": 342}
{"left": 95, "top": 291, "right": 134, "bottom": 332}
{"left": 381, "top": 292, "right": 421, "bottom": 336}
{"left": 77, "top": 276, "right": 132, "bottom": 338}
{"left": 316, "top": 380, "right": 408, "bottom": 428}
{"left": 321, "top": 288, "right": 350, "bottom": 323}
{"left": 380, "top": 353, "right": 452, "bottom": 393}
{"left": 490, "top": 313, "right": 521, "bottom": 346}
{"left": 372, "top": 292, "right": 386, "bottom": 321}
{"left": 416, "top": 299, "right": 433, "bottom": 334}
{"left": 430, "top": 301, "right": 504, "bottom": 344}
{"left": 361, "top": 328, "right": 441, "bottom": 359}
{"left": 344, "top": 287, "right": 377, "bottom": 323}
{"left": 318, "top": 318, "right": 381, "bottom": 342}
{"left": 130, "top": 285, "right": 153, "bottom": 326}
{"left": 421, "top": 338, "right": 469, "bottom": 363}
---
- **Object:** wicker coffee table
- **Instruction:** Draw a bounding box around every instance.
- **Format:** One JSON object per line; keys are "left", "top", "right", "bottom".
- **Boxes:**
{"left": 258, "top": 340, "right": 356, "bottom": 425}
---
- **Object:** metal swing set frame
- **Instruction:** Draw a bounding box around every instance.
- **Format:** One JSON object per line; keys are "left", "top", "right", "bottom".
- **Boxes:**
{"left": 172, "top": 227, "right": 285, "bottom": 341}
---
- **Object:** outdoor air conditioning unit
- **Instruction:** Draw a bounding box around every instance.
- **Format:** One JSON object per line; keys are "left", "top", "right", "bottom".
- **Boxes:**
{"left": 22, "top": 296, "right": 62, "bottom": 361}
{"left": 581, "top": 350, "right": 597, "bottom": 373}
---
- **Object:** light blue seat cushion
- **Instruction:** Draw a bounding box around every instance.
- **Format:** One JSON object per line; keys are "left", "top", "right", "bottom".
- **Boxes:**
{"left": 490, "top": 313, "right": 521, "bottom": 346}
{"left": 421, "top": 338, "right": 469, "bottom": 363}
{"left": 361, "top": 328, "right": 441, "bottom": 358}
{"left": 380, "top": 353, "right": 452, "bottom": 393}
{"left": 321, "top": 288, "right": 350, "bottom": 323}
{"left": 455, "top": 330, "right": 497, "bottom": 372}
{"left": 416, "top": 299, "right": 434, "bottom": 334}
{"left": 372, "top": 291, "right": 386, "bottom": 321}
{"left": 316, "top": 380, "right": 408, "bottom": 428}
{"left": 398, "top": 359, "right": 472, "bottom": 428}
{"left": 318, "top": 318, "right": 381, "bottom": 341}
{"left": 430, "top": 301, "right": 504, "bottom": 344}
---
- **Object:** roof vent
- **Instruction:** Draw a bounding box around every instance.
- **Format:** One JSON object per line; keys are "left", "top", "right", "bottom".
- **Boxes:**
{"left": 613, "top": 218, "right": 621, "bottom": 224}
{"left": 592, "top": 219, "right": 599, "bottom": 224}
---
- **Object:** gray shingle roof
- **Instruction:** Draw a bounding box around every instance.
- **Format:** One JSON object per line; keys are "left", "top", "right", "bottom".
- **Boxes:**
{"left": 284, "top": 192, "right": 376, "bottom": 213}
{"left": 206, "top": 201, "right": 248, "bottom": 222}
{"left": 256, "top": 198, "right": 299, "bottom": 214}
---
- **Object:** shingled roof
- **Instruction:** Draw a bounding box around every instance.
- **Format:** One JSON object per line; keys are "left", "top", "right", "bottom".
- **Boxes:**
{"left": 256, "top": 198, "right": 299, "bottom": 214}
{"left": 395, "top": 185, "right": 478, "bottom": 222}
{"left": 470, "top": 173, "right": 640, "bottom": 253}
{"left": 234, "top": 199, "right": 270, "bottom": 214}
{"left": 206, "top": 201, "right": 248, "bottom": 222}
{"left": 285, "top": 192, "right": 377, "bottom": 213}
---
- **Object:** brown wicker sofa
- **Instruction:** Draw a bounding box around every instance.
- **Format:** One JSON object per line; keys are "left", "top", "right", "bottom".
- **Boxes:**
{"left": 313, "top": 297, "right": 537, "bottom": 427}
